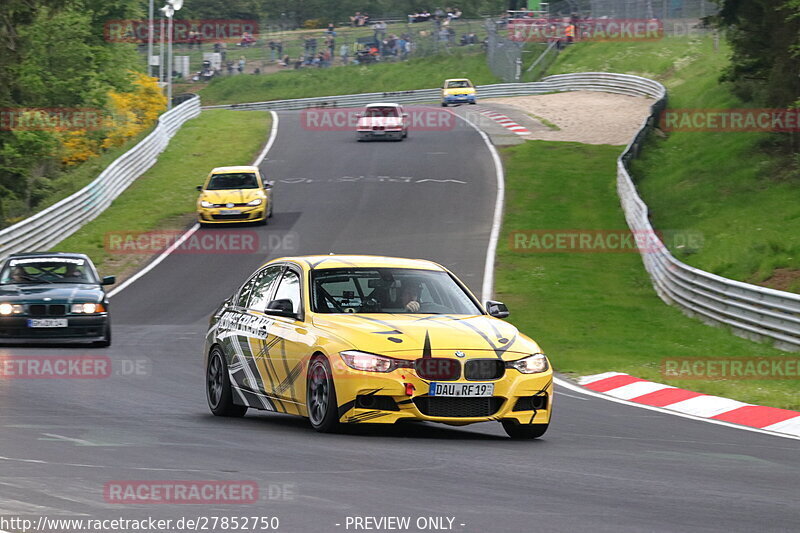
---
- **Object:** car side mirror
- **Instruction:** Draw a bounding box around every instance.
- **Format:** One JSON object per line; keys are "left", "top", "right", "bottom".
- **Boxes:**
{"left": 263, "top": 182, "right": 273, "bottom": 189}
{"left": 486, "top": 300, "right": 509, "bottom": 318}
{"left": 196, "top": 185, "right": 203, "bottom": 191}
{"left": 265, "top": 298, "right": 296, "bottom": 318}
{"left": 101, "top": 276, "right": 116, "bottom": 286}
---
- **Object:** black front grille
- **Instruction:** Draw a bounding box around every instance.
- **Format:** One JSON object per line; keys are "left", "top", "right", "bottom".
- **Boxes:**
{"left": 414, "top": 358, "right": 461, "bottom": 381}
{"left": 356, "top": 395, "right": 399, "bottom": 411}
{"left": 211, "top": 213, "right": 250, "bottom": 220}
{"left": 513, "top": 394, "right": 549, "bottom": 412}
{"left": 413, "top": 396, "right": 503, "bottom": 418}
{"left": 28, "top": 304, "right": 66, "bottom": 317}
{"left": 465, "top": 359, "right": 505, "bottom": 380}
{"left": 0, "top": 326, "right": 103, "bottom": 338}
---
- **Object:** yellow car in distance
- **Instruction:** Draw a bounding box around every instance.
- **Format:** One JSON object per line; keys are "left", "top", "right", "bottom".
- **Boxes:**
{"left": 196, "top": 166, "right": 273, "bottom": 226}
{"left": 204, "top": 255, "right": 553, "bottom": 439}
{"left": 441, "top": 78, "right": 477, "bottom": 107}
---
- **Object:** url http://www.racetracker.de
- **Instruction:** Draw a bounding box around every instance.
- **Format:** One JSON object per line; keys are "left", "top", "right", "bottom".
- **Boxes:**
{"left": 0, "top": 515, "right": 282, "bottom": 532}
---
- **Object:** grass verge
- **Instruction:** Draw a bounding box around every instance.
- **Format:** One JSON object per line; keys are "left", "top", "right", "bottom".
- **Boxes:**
{"left": 496, "top": 140, "right": 799, "bottom": 410}
{"left": 200, "top": 51, "right": 499, "bottom": 105}
{"left": 551, "top": 35, "right": 800, "bottom": 292}
{"left": 55, "top": 109, "right": 271, "bottom": 278}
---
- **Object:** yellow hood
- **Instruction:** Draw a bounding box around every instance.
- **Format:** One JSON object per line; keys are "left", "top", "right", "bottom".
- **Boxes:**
{"left": 200, "top": 189, "right": 264, "bottom": 205}
{"left": 312, "top": 313, "right": 540, "bottom": 360}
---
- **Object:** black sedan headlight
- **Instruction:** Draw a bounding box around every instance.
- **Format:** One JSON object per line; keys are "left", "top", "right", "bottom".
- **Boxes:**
{"left": 0, "top": 303, "right": 23, "bottom": 315}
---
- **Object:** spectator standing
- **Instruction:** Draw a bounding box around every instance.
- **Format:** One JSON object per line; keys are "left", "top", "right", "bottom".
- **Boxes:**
{"left": 340, "top": 43, "right": 349, "bottom": 65}
{"left": 237, "top": 56, "right": 245, "bottom": 73}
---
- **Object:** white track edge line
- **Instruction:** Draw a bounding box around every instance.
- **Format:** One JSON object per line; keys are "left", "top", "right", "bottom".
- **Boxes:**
{"left": 469, "top": 107, "right": 800, "bottom": 442}
{"left": 451, "top": 110, "right": 504, "bottom": 303}
{"left": 108, "top": 110, "right": 279, "bottom": 298}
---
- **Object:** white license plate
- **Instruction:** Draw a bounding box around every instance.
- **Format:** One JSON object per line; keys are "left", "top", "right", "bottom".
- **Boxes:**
{"left": 219, "top": 210, "right": 241, "bottom": 215}
{"left": 429, "top": 382, "right": 494, "bottom": 397}
{"left": 27, "top": 318, "right": 68, "bottom": 328}
{"left": 373, "top": 130, "right": 385, "bottom": 135}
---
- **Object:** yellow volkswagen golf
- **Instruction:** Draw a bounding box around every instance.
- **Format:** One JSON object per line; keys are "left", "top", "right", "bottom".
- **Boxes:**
{"left": 196, "top": 166, "right": 273, "bottom": 226}
{"left": 204, "top": 255, "right": 553, "bottom": 439}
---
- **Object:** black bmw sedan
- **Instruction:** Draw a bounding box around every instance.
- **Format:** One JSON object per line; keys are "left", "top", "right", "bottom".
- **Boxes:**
{"left": 0, "top": 252, "right": 115, "bottom": 346}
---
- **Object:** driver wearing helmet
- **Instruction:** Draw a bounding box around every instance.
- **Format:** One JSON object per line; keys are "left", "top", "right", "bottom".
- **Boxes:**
{"left": 399, "top": 279, "right": 422, "bottom": 313}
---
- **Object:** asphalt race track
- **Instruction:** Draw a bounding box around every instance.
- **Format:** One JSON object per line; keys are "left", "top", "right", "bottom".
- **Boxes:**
{"left": 0, "top": 107, "right": 798, "bottom": 533}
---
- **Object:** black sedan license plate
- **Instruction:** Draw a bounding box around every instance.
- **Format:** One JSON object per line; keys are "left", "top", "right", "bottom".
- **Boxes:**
{"left": 27, "top": 318, "right": 68, "bottom": 328}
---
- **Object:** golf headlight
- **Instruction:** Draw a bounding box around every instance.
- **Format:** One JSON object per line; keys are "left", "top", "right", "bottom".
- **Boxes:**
{"left": 71, "top": 303, "right": 105, "bottom": 314}
{"left": 246, "top": 198, "right": 263, "bottom": 206}
{"left": 340, "top": 350, "right": 398, "bottom": 372}
{"left": 0, "top": 303, "right": 23, "bottom": 315}
{"left": 200, "top": 200, "right": 215, "bottom": 208}
{"left": 506, "top": 353, "right": 549, "bottom": 374}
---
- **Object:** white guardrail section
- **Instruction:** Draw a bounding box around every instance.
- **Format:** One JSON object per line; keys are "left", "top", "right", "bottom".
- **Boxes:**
{"left": 0, "top": 95, "right": 201, "bottom": 261}
{"left": 207, "top": 72, "right": 800, "bottom": 350}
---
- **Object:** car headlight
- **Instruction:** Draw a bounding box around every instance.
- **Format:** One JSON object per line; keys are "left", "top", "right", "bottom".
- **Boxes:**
{"left": 71, "top": 303, "right": 105, "bottom": 314}
{"left": 506, "top": 353, "right": 549, "bottom": 374}
{"left": 200, "top": 200, "right": 216, "bottom": 208}
{"left": 0, "top": 303, "right": 23, "bottom": 315}
{"left": 246, "top": 198, "right": 263, "bottom": 206}
{"left": 340, "top": 350, "right": 408, "bottom": 373}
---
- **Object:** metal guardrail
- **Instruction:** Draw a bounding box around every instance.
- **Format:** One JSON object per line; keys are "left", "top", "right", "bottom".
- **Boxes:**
{"left": 207, "top": 72, "right": 800, "bottom": 350}
{"left": 202, "top": 72, "right": 666, "bottom": 111}
{"left": 0, "top": 95, "right": 201, "bottom": 262}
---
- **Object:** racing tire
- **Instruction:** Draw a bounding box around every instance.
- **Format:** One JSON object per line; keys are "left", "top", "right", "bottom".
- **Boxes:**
{"left": 441, "top": 102, "right": 448, "bottom": 107}
{"left": 307, "top": 355, "right": 340, "bottom": 433}
{"left": 268, "top": 200, "right": 274, "bottom": 218}
{"left": 501, "top": 420, "right": 548, "bottom": 440}
{"left": 469, "top": 101, "right": 477, "bottom": 105}
{"left": 207, "top": 347, "right": 248, "bottom": 417}
{"left": 94, "top": 322, "right": 111, "bottom": 347}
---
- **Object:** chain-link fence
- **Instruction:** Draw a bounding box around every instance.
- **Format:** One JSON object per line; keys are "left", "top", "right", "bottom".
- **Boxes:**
{"left": 587, "top": 0, "right": 718, "bottom": 19}
{"left": 146, "top": 18, "right": 488, "bottom": 84}
{"left": 484, "top": 19, "right": 525, "bottom": 82}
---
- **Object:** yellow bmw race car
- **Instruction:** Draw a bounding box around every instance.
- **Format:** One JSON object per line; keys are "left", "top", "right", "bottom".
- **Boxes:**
{"left": 441, "top": 78, "right": 477, "bottom": 107}
{"left": 196, "top": 166, "right": 273, "bottom": 226}
{"left": 204, "top": 255, "right": 553, "bottom": 439}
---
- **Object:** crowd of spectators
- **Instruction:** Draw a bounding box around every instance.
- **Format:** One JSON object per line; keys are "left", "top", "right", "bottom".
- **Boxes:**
{"left": 408, "top": 7, "right": 462, "bottom": 23}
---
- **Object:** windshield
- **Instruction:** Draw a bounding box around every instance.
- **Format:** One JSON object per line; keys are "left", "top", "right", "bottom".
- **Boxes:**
{"left": 311, "top": 268, "right": 481, "bottom": 315}
{"left": 447, "top": 80, "right": 471, "bottom": 88}
{"left": 206, "top": 172, "right": 259, "bottom": 190}
{"left": 0, "top": 257, "right": 97, "bottom": 284}
{"left": 364, "top": 107, "right": 399, "bottom": 118}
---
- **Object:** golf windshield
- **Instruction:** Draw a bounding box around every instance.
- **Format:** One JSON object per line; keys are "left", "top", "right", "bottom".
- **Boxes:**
{"left": 206, "top": 173, "right": 259, "bottom": 190}
{"left": 0, "top": 257, "right": 97, "bottom": 284}
{"left": 311, "top": 268, "right": 481, "bottom": 314}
